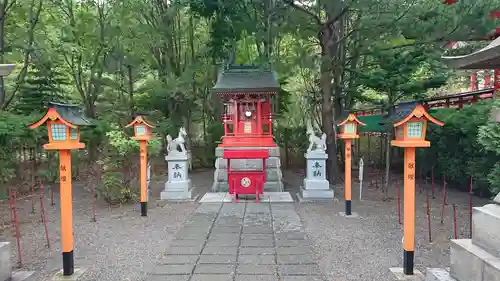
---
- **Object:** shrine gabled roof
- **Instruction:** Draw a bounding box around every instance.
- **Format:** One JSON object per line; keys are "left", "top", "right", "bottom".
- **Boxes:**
{"left": 379, "top": 102, "right": 418, "bottom": 127}
{"left": 212, "top": 65, "right": 280, "bottom": 93}
{"left": 442, "top": 37, "right": 500, "bottom": 69}
{"left": 49, "top": 102, "right": 94, "bottom": 126}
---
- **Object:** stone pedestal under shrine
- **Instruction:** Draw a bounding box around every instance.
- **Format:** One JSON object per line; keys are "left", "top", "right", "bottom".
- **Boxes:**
{"left": 424, "top": 193, "right": 500, "bottom": 281}
{"left": 212, "top": 146, "right": 283, "bottom": 192}
{"left": 162, "top": 152, "right": 195, "bottom": 200}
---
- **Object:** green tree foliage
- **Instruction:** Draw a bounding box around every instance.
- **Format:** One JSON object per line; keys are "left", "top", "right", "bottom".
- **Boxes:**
{"left": 1, "top": 0, "right": 500, "bottom": 197}
{"left": 357, "top": 45, "right": 448, "bottom": 108}
{"left": 14, "top": 63, "right": 70, "bottom": 115}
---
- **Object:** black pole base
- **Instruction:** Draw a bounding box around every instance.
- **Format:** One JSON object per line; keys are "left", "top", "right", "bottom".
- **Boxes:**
{"left": 141, "top": 202, "right": 147, "bottom": 216}
{"left": 403, "top": 250, "right": 414, "bottom": 275}
{"left": 62, "top": 250, "right": 74, "bottom": 276}
{"left": 345, "top": 200, "right": 352, "bottom": 216}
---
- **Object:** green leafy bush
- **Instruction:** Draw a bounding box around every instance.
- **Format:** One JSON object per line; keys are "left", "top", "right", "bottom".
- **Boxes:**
{"left": 419, "top": 102, "right": 499, "bottom": 196}
{"left": 94, "top": 124, "right": 162, "bottom": 204}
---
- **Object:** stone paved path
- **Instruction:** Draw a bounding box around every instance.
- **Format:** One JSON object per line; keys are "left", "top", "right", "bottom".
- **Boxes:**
{"left": 145, "top": 202, "right": 326, "bottom": 281}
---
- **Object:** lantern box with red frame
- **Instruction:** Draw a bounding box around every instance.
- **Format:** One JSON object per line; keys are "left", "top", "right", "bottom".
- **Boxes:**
{"left": 391, "top": 104, "right": 444, "bottom": 148}
{"left": 337, "top": 113, "right": 366, "bottom": 139}
{"left": 224, "top": 149, "right": 268, "bottom": 202}
{"left": 29, "top": 102, "right": 93, "bottom": 150}
{"left": 125, "top": 115, "right": 155, "bottom": 141}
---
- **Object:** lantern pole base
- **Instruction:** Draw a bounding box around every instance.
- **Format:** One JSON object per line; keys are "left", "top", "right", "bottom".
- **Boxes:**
{"left": 339, "top": 211, "right": 359, "bottom": 218}
{"left": 403, "top": 250, "right": 414, "bottom": 275}
{"left": 62, "top": 250, "right": 74, "bottom": 276}
{"left": 52, "top": 267, "right": 87, "bottom": 281}
{"left": 141, "top": 202, "right": 147, "bottom": 216}
{"left": 345, "top": 200, "right": 352, "bottom": 215}
{"left": 389, "top": 267, "right": 423, "bottom": 280}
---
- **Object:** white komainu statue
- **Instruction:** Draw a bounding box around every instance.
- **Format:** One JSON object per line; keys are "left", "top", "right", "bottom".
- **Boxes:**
{"left": 306, "top": 124, "right": 327, "bottom": 152}
{"left": 166, "top": 127, "right": 187, "bottom": 153}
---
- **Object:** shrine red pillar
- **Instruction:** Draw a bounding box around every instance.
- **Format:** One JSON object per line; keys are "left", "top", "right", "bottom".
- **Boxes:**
{"left": 470, "top": 72, "right": 478, "bottom": 91}
{"left": 256, "top": 100, "right": 262, "bottom": 135}
{"left": 233, "top": 100, "right": 238, "bottom": 134}
{"left": 485, "top": 70, "right": 491, "bottom": 88}
{"left": 495, "top": 69, "right": 500, "bottom": 97}
{"left": 266, "top": 100, "right": 272, "bottom": 134}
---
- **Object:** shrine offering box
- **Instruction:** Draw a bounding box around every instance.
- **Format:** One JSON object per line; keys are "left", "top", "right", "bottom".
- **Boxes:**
{"left": 223, "top": 149, "right": 269, "bottom": 202}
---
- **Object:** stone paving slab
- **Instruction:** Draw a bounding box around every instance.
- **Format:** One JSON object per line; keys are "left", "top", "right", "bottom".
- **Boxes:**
{"left": 144, "top": 202, "right": 325, "bottom": 281}
{"left": 236, "top": 264, "right": 276, "bottom": 275}
{"left": 198, "top": 254, "right": 237, "bottom": 264}
{"left": 191, "top": 275, "right": 233, "bottom": 281}
{"left": 234, "top": 276, "right": 277, "bottom": 281}
{"left": 148, "top": 275, "right": 191, "bottom": 281}
{"left": 238, "top": 255, "right": 276, "bottom": 264}
{"left": 159, "top": 255, "right": 199, "bottom": 264}
{"left": 194, "top": 264, "right": 236, "bottom": 274}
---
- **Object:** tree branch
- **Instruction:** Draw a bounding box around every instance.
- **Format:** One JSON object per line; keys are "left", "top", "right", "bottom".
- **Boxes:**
{"left": 283, "top": 0, "right": 321, "bottom": 26}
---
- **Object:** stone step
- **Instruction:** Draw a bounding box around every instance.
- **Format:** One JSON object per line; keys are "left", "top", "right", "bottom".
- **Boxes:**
{"left": 472, "top": 204, "right": 500, "bottom": 257}
{"left": 214, "top": 168, "right": 282, "bottom": 182}
{"left": 215, "top": 146, "right": 280, "bottom": 157}
{"left": 425, "top": 268, "right": 456, "bottom": 281}
{"left": 216, "top": 157, "right": 281, "bottom": 169}
{"left": 450, "top": 239, "right": 500, "bottom": 281}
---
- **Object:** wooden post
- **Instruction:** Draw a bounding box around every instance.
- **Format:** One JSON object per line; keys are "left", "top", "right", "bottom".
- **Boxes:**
{"left": 403, "top": 147, "right": 416, "bottom": 275}
{"left": 140, "top": 140, "right": 148, "bottom": 216}
{"left": 59, "top": 149, "right": 74, "bottom": 276}
{"left": 345, "top": 139, "right": 352, "bottom": 215}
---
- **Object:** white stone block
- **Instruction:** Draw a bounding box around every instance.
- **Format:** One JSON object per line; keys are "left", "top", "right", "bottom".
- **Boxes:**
{"left": 450, "top": 239, "right": 500, "bottom": 281}
{"left": 0, "top": 242, "right": 11, "bottom": 281}
{"left": 472, "top": 204, "right": 500, "bottom": 257}
{"left": 303, "top": 179, "right": 330, "bottom": 190}
{"left": 425, "top": 268, "right": 457, "bottom": 281}
{"left": 298, "top": 187, "right": 334, "bottom": 200}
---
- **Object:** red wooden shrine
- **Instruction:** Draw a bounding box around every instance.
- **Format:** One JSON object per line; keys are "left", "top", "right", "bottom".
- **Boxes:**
{"left": 213, "top": 64, "right": 280, "bottom": 202}
{"left": 220, "top": 94, "right": 276, "bottom": 147}
{"left": 224, "top": 150, "right": 268, "bottom": 202}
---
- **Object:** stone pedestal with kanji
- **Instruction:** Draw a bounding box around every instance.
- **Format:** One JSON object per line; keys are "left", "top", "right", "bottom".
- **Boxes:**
{"left": 298, "top": 150, "right": 334, "bottom": 200}
{"left": 161, "top": 151, "right": 195, "bottom": 200}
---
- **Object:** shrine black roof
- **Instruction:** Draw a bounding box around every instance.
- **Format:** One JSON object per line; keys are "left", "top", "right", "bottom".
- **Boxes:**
{"left": 212, "top": 65, "right": 280, "bottom": 93}
{"left": 49, "top": 102, "right": 94, "bottom": 126}
{"left": 379, "top": 102, "right": 418, "bottom": 127}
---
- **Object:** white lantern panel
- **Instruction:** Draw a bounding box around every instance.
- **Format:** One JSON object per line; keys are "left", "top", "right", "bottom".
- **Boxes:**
{"left": 344, "top": 123, "right": 356, "bottom": 134}
{"left": 70, "top": 128, "right": 78, "bottom": 140}
{"left": 135, "top": 125, "right": 146, "bottom": 135}
{"left": 407, "top": 122, "right": 423, "bottom": 138}
{"left": 51, "top": 124, "right": 67, "bottom": 141}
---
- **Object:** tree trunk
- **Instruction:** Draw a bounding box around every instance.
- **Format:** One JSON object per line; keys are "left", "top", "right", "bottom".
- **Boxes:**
{"left": 320, "top": 54, "right": 341, "bottom": 184}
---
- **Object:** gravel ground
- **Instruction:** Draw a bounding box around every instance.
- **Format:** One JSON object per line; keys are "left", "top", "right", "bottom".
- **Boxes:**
{"left": 0, "top": 168, "right": 491, "bottom": 281}
{"left": 287, "top": 169, "right": 491, "bottom": 281}
{"left": 0, "top": 176, "right": 201, "bottom": 281}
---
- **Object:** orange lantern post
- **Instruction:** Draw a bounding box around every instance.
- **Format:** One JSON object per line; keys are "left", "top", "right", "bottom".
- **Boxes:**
{"left": 125, "top": 115, "right": 154, "bottom": 217}
{"left": 29, "top": 102, "right": 92, "bottom": 277}
{"left": 389, "top": 103, "right": 444, "bottom": 275}
{"left": 338, "top": 113, "right": 366, "bottom": 216}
